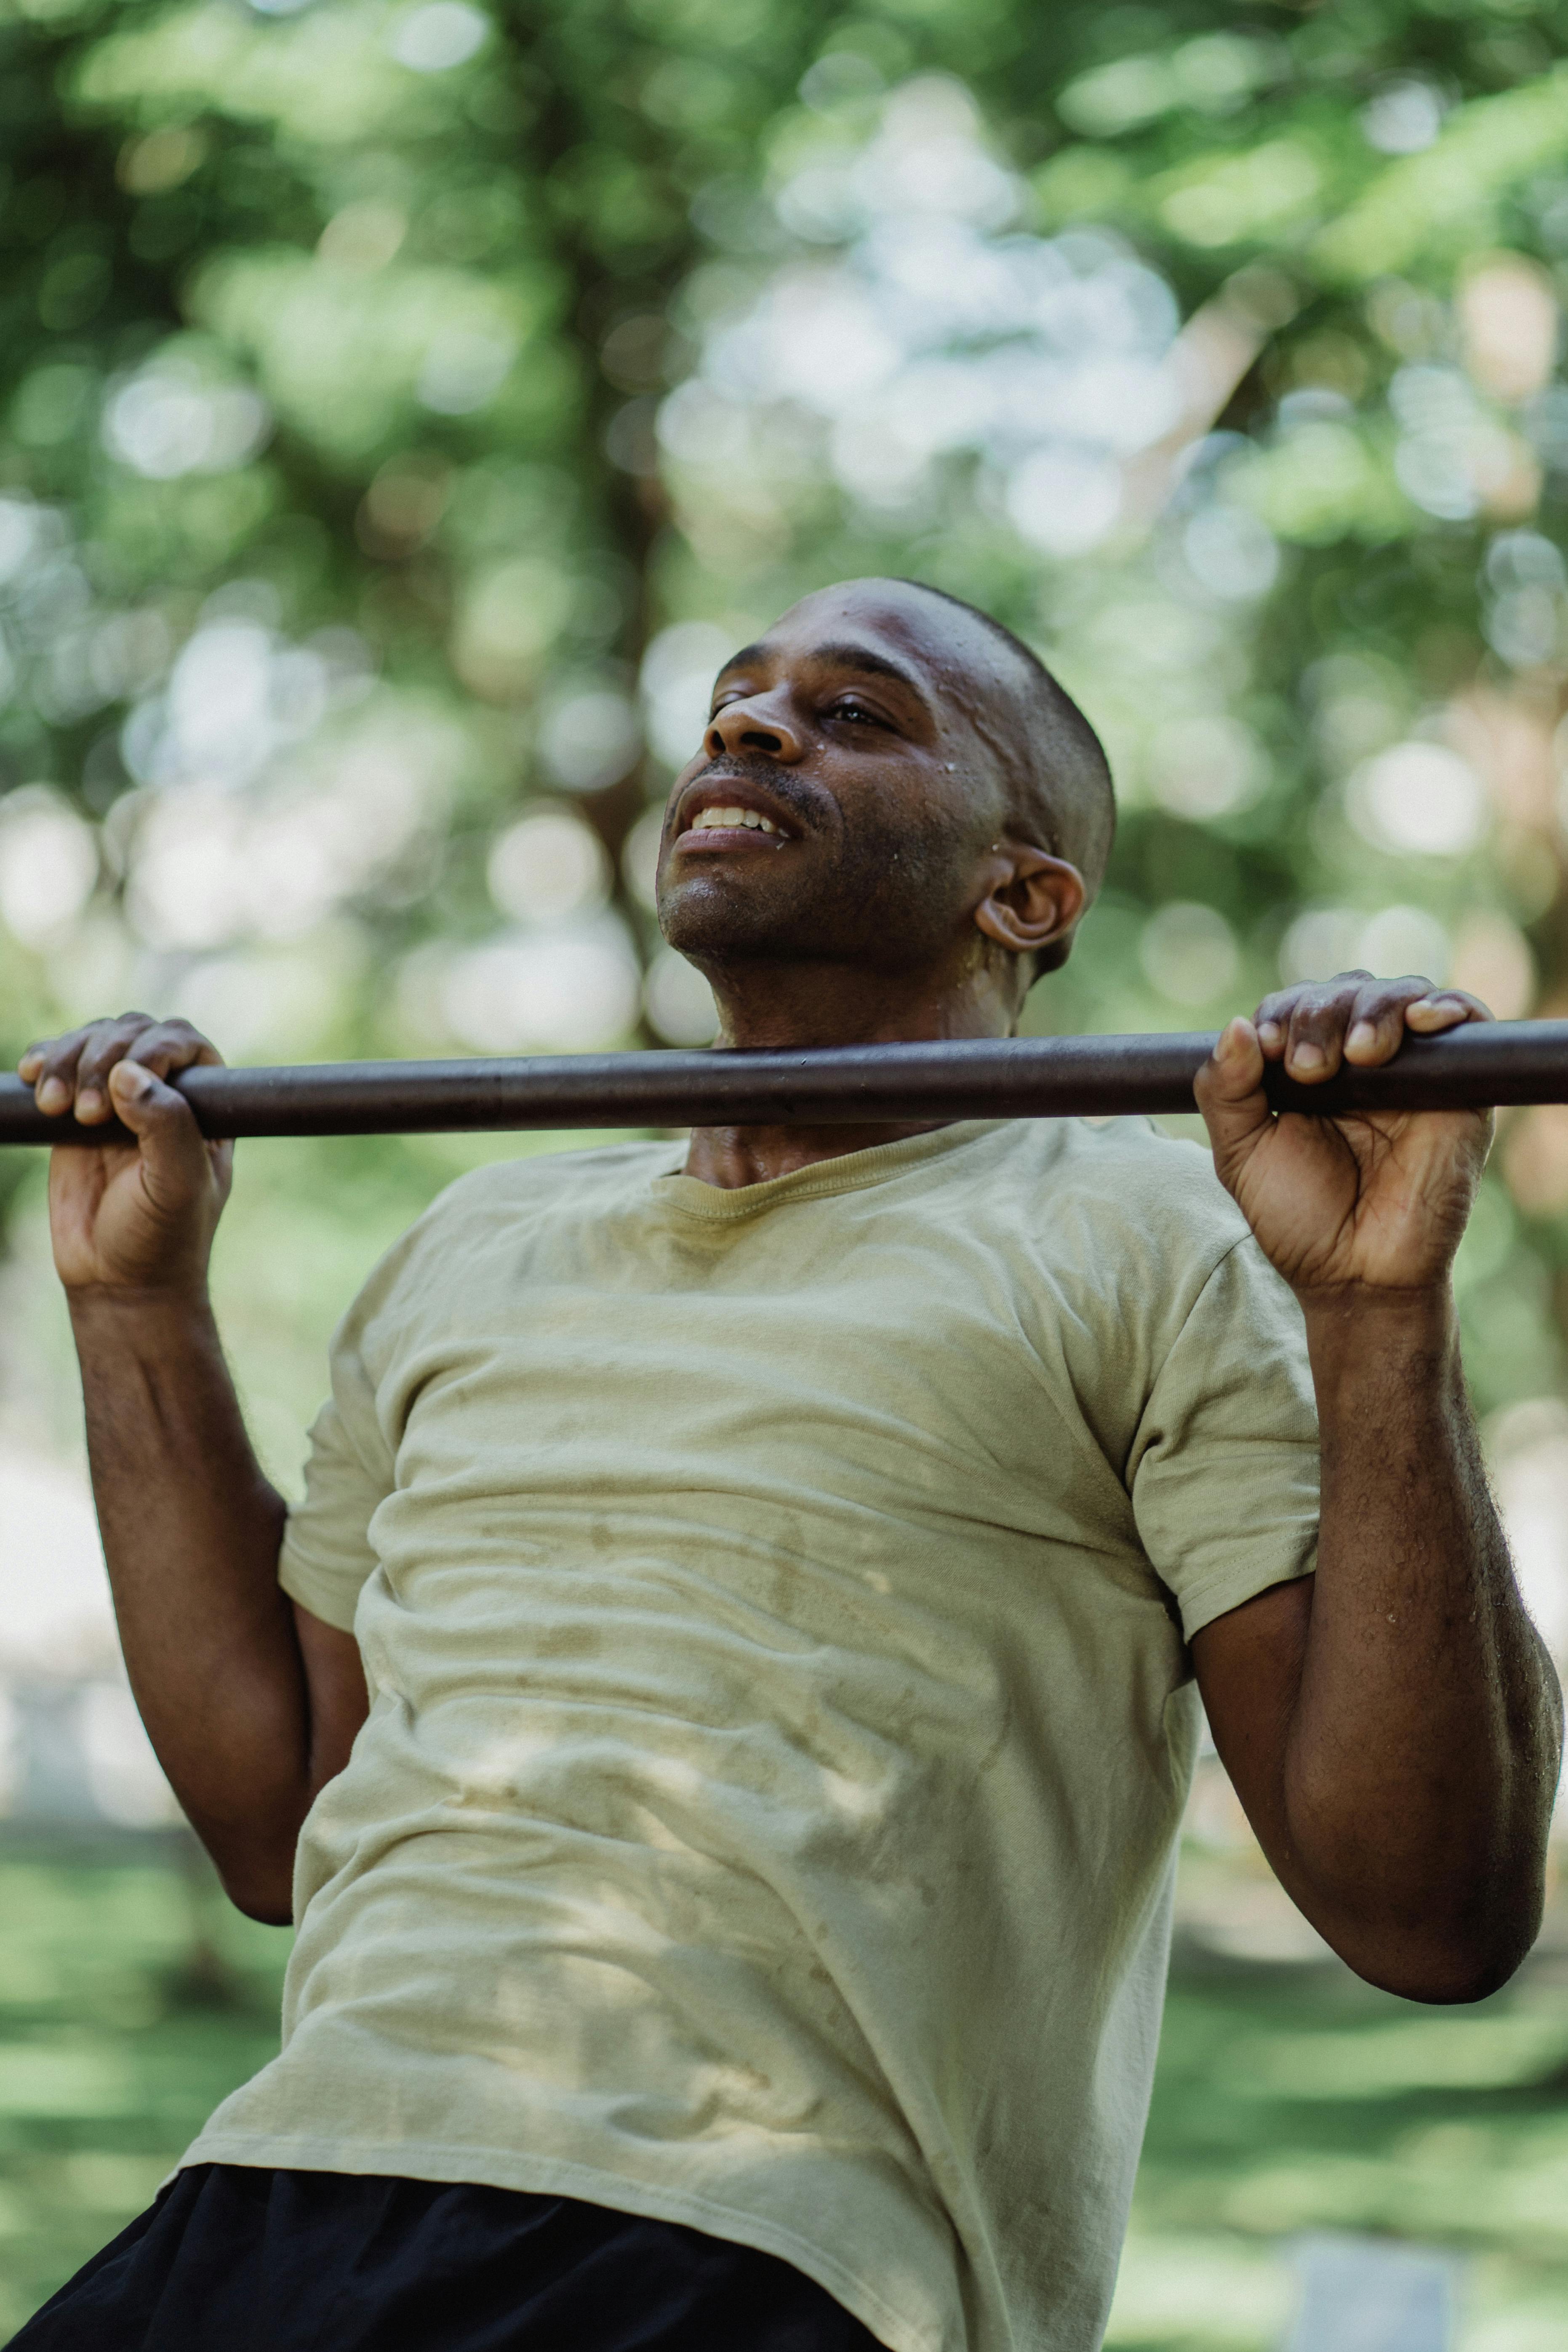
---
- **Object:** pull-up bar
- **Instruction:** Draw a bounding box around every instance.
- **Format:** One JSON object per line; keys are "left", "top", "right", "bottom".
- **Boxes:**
{"left": 1, "top": 1021, "right": 1564, "bottom": 1147}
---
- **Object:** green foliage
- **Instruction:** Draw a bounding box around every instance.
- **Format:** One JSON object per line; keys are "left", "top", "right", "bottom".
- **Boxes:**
{"left": 0, "top": 0, "right": 1567, "bottom": 1421}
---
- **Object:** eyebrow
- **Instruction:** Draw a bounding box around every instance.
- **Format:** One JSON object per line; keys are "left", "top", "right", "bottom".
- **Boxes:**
{"left": 714, "top": 640, "right": 930, "bottom": 703}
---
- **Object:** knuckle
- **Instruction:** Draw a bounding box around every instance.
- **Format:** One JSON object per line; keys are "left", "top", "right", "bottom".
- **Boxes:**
{"left": 76, "top": 1017, "right": 132, "bottom": 1055}
{"left": 135, "top": 1019, "right": 212, "bottom": 1064}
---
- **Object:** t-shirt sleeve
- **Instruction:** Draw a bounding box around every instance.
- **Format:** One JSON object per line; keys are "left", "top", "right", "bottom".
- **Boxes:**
{"left": 277, "top": 1321, "right": 396, "bottom": 1635}
{"left": 1128, "top": 1233, "right": 1319, "bottom": 1643}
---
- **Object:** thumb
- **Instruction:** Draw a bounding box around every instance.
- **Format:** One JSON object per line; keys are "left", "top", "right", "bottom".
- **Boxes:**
{"left": 107, "top": 1059, "right": 212, "bottom": 1203}
{"left": 1193, "top": 1017, "right": 1272, "bottom": 1191}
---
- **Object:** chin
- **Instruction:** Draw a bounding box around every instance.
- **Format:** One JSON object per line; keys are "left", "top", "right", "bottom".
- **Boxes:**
{"left": 658, "top": 860, "right": 971, "bottom": 976}
{"left": 657, "top": 878, "right": 814, "bottom": 964}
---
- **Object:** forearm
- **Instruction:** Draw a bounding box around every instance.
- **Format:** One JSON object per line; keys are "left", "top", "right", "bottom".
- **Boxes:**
{"left": 71, "top": 1288, "right": 319, "bottom": 1917}
{"left": 1284, "top": 1288, "right": 1563, "bottom": 1995}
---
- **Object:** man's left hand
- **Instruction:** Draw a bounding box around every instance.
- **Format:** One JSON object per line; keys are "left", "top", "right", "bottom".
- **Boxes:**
{"left": 1194, "top": 971, "right": 1493, "bottom": 1300}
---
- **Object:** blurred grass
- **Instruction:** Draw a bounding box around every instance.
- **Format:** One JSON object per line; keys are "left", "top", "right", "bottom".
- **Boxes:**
{"left": 1112, "top": 1931, "right": 1568, "bottom": 2352}
{"left": 0, "top": 1834, "right": 290, "bottom": 2342}
{"left": 0, "top": 1837, "right": 1565, "bottom": 2348}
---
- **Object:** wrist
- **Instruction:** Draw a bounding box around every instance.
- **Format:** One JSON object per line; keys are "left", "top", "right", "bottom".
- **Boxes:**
{"left": 1298, "top": 1280, "right": 1460, "bottom": 1402}
{"left": 67, "top": 1280, "right": 216, "bottom": 1348}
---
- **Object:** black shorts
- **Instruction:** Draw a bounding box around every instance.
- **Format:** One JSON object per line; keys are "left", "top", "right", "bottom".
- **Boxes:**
{"left": 13, "top": 2164, "right": 882, "bottom": 2351}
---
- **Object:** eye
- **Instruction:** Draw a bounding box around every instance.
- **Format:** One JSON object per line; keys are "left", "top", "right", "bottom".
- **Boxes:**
{"left": 825, "top": 696, "right": 888, "bottom": 729}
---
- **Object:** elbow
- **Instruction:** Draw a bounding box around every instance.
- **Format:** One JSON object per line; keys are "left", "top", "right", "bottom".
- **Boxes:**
{"left": 1339, "top": 1904, "right": 1542, "bottom": 2006}
{"left": 184, "top": 1811, "right": 300, "bottom": 1928}
{"left": 1356, "top": 1946, "right": 1525, "bottom": 2006}
{"left": 227, "top": 1885, "right": 295, "bottom": 1929}
{"left": 221, "top": 1872, "right": 294, "bottom": 1928}
{"left": 204, "top": 1840, "right": 296, "bottom": 1928}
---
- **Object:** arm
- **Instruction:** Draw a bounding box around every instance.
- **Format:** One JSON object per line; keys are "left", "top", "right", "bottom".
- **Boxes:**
{"left": 1192, "top": 975, "right": 1563, "bottom": 2003}
{"left": 22, "top": 1015, "right": 368, "bottom": 1923}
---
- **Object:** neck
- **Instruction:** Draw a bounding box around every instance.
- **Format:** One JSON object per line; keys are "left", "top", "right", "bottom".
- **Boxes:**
{"left": 681, "top": 956, "right": 1013, "bottom": 1190}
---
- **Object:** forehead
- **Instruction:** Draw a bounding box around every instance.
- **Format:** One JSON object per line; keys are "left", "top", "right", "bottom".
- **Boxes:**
{"left": 747, "top": 581, "right": 1023, "bottom": 711}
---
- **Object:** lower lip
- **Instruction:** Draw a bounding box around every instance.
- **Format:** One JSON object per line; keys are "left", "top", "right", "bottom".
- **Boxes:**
{"left": 674, "top": 827, "right": 793, "bottom": 853}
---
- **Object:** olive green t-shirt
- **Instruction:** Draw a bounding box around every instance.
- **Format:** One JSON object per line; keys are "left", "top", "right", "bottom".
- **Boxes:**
{"left": 186, "top": 1116, "right": 1319, "bottom": 2352}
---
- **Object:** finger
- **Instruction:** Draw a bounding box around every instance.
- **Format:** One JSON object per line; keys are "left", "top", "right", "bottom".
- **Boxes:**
{"left": 21, "top": 1025, "right": 99, "bottom": 1117}
{"left": 1193, "top": 1016, "right": 1271, "bottom": 1192}
{"left": 1280, "top": 977, "right": 1376, "bottom": 1085}
{"left": 115, "top": 1024, "right": 222, "bottom": 1142}
{"left": 1253, "top": 973, "right": 1373, "bottom": 1064}
{"left": 59, "top": 1013, "right": 158, "bottom": 1125}
{"left": 1342, "top": 976, "right": 1446, "bottom": 1066}
{"left": 105, "top": 1059, "right": 214, "bottom": 1205}
{"left": 121, "top": 1019, "right": 223, "bottom": 1077}
{"left": 1404, "top": 988, "right": 1493, "bottom": 1032}
{"left": 76, "top": 1018, "right": 219, "bottom": 1125}
{"left": 1251, "top": 991, "right": 1298, "bottom": 1060}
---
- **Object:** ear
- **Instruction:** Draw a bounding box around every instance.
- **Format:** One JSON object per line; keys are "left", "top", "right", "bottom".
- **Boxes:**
{"left": 973, "top": 844, "right": 1087, "bottom": 974}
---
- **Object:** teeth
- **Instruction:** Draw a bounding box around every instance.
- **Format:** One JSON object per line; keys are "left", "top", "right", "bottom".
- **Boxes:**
{"left": 691, "top": 805, "right": 779, "bottom": 833}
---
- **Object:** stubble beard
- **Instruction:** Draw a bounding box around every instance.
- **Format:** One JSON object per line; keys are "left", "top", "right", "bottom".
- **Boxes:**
{"left": 658, "top": 762, "right": 980, "bottom": 981}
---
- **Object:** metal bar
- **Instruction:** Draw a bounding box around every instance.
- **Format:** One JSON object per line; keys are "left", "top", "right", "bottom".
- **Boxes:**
{"left": 3, "top": 1021, "right": 1566, "bottom": 1147}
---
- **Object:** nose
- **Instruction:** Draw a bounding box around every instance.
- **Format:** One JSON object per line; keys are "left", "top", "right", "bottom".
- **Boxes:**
{"left": 704, "top": 692, "right": 805, "bottom": 764}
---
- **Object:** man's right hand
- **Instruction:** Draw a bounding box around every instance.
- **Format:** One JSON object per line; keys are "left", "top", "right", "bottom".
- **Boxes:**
{"left": 19, "top": 1013, "right": 232, "bottom": 1298}
{"left": 25, "top": 1013, "right": 356, "bottom": 1921}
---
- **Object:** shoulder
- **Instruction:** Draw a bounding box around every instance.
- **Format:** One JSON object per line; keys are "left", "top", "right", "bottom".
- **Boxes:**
{"left": 335, "top": 1139, "right": 680, "bottom": 1343}
{"left": 979, "top": 1115, "right": 1248, "bottom": 1261}
{"left": 957, "top": 1117, "right": 1273, "bottom": 1374}
{"left": 418, "top": 1139, "right": 681, "bottom": 1229}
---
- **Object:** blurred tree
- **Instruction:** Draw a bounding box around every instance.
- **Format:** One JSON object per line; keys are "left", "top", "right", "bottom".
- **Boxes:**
{"left": 2, "top": 0, "right": 1568, "bottom": 1433}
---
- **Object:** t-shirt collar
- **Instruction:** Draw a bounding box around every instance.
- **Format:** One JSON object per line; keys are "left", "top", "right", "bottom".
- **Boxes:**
{"left": 654, "top": 1119, "right": 1005, "bottom": 1220}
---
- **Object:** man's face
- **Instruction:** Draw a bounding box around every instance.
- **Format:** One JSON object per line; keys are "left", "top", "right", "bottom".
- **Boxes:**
{"left": 655, "top": 581, "right": 1027, "bottom": 976}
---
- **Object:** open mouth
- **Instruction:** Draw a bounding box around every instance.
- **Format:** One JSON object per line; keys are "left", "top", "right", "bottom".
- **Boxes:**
{"left": 690, "top": 804, "right": 782, "bottom": 835}
{"left": 673, "top": 778, "right": 799, "bottom": 853}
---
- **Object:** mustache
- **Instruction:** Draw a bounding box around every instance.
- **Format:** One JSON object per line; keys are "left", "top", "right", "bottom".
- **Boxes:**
{"left": 681, "top": 754, "right": 828, "bottom": 829}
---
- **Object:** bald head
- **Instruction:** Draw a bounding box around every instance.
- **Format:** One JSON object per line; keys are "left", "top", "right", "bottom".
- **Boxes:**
{"left": 892, "top": 581, "right": 1116, "bottom": 905}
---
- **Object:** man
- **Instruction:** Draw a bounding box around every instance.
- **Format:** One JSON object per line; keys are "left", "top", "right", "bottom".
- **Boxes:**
{"left": 16, "top": 577, "right": 1563, "bottom": 2352}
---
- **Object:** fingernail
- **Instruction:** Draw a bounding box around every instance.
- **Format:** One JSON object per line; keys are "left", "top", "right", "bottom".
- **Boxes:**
{"left": 1257, "top": 1020, "right": 1283, "bottom": 1046}
{"left": 38, "top": 1077, "right": 69, "bottom": 1112}
{"left": 17, "top": 1055, "right": 40, "bottom": 1078}
{"left": 111, "top": 1062, "right": 150, "bottom": 1096}
{"left": 76, "top": 1087, "right": 105, "bottom": 1120}
{"left": 1291, "top": 1043, "right": 1325, "bottom": 1072}
{"left": 1347, "top": 1021, "right": 1377, "bottom": 1053}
